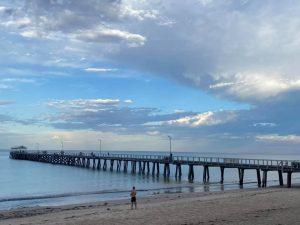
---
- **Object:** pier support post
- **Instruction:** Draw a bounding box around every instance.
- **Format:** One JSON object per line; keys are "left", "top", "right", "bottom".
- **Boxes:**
{"left": 188, "top": 165, "right": 194, "bottom": 181}
{"left": 163, "top": 163, "right": 170, "bottom": 177}
{"left": 156, "top": 162, "right": 160, "bottom": 176}
{"left": 175, "top": 164, "right": 182, "bottom": 178}
{"left": 203, "top": 166, "right": 206, "bottom": 182}
{"left": 110, "top": 160, "right": 114, "bottom": 171}
{"left": 256, "top": 169, "right": 261, "bottom": 187}
{"left": 278, "top": 170, "right": 284, "bottom": 186}
{"left": 179, "top": 164, "right": 182, "bottom": 178}
{"left": 116, "top": 160, "right": 119, "bottom": 172}
{"left": 239, "top": 168, "right": 245, "bottom": 186}
{"left": 97, "top": 159, "right": 101, "bottom": 170}
{"left": 287, "top": 172, "right": 292, "bottom": 188}
{"left": 147, "top": 161, "right": 150, "bottom": 174}
{"left": 103, "top": 159, "right": 107, "bottom": 171}
{"left": 93, "top": 158, "right": 96, "bottom": 170}
{"left": 124, "top": 161, "right": 128, "bottom": 173}
{"left": 75, "top": 157, "right": 79, "bottom": 166}
{"left": 116, "top": 160, "right": 121, "bottom": 172}
{"left": 262, "top": 170, "right": 268, "bottom": 187}
{"left": 152, "top": 162, "right": 156, "bottom": 176}
{"left": 142, "top": 162, "right": 146, "bottom": 174}
{"left": 203, "top": 165, "right": 210, "bottom": 183}
{"left": 131, "top": 161, "right": 136, "bottom": 174}
{"left": 138, "top": 161, "right": 142, "bottom": 174}
{"left": 220, "top": 167, "right": 224, "bottom": 183}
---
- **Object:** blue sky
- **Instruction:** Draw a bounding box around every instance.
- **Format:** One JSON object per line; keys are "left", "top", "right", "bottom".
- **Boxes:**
{"left": 1, "top": 0, "right": 300, "bottom": 153}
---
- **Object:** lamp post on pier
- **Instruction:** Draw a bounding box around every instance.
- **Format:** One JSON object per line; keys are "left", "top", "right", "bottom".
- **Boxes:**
{"left": 168, "top": 135, "right": 172, "bottom": 156}
{"left": 98, "top": 139, "right": 102, "bottom": 155}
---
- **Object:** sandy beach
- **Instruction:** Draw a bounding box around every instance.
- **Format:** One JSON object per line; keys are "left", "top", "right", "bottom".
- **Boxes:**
{"left": 1, "top": 187, "right": 300, "bottom": 225}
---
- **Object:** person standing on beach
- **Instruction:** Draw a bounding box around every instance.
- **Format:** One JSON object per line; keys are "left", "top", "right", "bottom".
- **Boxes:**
{"left": 130, "top": 186, "right": 137, "bottom": 209}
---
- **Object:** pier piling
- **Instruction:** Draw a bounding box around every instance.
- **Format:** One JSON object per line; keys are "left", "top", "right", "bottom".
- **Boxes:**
{"left": 256, "top": 169, "right": 261, "bottom": 187}
{"left": 220, "top": 167, "right": 224, "bottom": 183}
{"left": 203, "top": 165, "right": 210, "bottom": 183}
{"left": 262, "top": 170, "right": 268, "bottom": 187}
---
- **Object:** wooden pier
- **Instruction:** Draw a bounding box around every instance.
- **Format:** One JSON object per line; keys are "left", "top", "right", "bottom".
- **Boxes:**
{"left": 9, "top": 151, "right": 300, "bottom": 188}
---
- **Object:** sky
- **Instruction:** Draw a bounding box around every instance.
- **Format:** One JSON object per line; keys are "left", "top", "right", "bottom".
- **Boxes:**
{"left": 1, "top": 0, "right": 300, "bottom": 153}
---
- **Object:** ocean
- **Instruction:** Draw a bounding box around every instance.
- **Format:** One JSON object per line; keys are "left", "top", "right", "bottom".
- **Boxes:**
{"left": 1, "top": 150, "right": 300, "bottom": 210}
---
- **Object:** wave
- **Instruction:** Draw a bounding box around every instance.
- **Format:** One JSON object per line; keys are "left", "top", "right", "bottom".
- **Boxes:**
{"left": 0, "top": 183, "right": 226, "bottom": 203}
{"left": 0, "top": 177, "right": 286, "bottom": 204}
{"left": 0, "top": 189, "right": 129, "bottom": 203}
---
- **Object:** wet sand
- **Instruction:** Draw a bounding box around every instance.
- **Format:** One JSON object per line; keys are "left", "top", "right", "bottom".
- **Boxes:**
{"left": 1, "top": 187, "right": 300, "bottom": 225}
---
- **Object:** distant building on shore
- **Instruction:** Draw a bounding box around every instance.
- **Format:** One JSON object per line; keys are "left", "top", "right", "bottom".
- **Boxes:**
{"left": 10, "top": 146, "right": 27, "bottom": 151}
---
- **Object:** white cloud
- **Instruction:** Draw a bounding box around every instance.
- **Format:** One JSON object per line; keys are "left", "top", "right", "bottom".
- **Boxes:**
{"left": 20, "top": 30, "right": 39, "bottom": 38}
{"left": 85, "top": 68, "right": 117, "bottom": 72}
{"left": 124, "top": 99, "right": 133, "bottom": 104}
{"left": 2, "top": 78, "right": 36, "bottom": 83}
{"left": 256, "top": 134, "right": 300, "bottom": 143}
{"left": 47, "top": 99, "right": 122, "bottom": 109}
{"left": 209, "top": 82, "right": 235, "bottom": 89}
{"left": 167, "top": 110, "right": 236, "bottom": 127}
{"left": 0, "top": 84, "right": 11, "bottom": 89}
{"left": 120, "top": 5, "right": 158, "bottom": 21}
{"left": 0, "top": 6, "right": 12, "bottom": 14}
{"left": 253, "top": 123, "right": 276, "bottom": 127}
{"left": 174, "top": 109, "right": 185, "bottom": 113}
{"left": 75, "top": 28, "right": 146, "bottom": 47}
{"left": 147, "top": 130, "right": 160, "bottom": 136}
{"left": 0, "top": 6, "right": 6, "bottom": 13}
{"left": 209, "top": 73, "right": 300, "bottom": 102}
{"left": 1, "top": 17, "right": 31, "bottom": 28}
{"left": 51, "top": 135, "right": 60, "bottom": 140}
{"left": 0, "top": 1, "right": 148, "bottom": 47}
{"left": 82, "top": 109, "right": 99, "bottom": 113}
{"left": 168, "top": 112, "right": 213, "bottom": 127}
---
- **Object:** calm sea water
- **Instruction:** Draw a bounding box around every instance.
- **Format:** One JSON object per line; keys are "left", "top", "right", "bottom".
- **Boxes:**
{"left": 1, "top": 150, "right": 300, "bottom": 210}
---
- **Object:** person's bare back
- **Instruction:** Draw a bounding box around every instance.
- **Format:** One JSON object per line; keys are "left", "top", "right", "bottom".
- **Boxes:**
{"left": 130, "top": 186, "right": 137, "bottom": 209}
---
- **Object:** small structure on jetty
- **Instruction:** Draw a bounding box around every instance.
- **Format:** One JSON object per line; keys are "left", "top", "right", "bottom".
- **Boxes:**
{"left": 10, "top": 151, "right": 300, "bottom": 188}
{"left": 10, "top": 146, "right": 27, "bottom": 151}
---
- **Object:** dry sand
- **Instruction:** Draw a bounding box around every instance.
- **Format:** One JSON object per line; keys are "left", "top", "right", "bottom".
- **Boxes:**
{"left": 1, "top": 187, "right": 300, "bottom": 225}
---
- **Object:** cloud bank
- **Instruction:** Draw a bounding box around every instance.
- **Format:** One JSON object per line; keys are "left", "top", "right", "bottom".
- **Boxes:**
{"left": 2, "top": 0, "right": 300, "bottom": 105}
{"left": 1, "top": 0, "right": 300, "bottom": 151}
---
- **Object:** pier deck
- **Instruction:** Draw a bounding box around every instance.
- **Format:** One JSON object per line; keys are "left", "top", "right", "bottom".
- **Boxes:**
{"left": 10, "top": 151, "right": 300, "bottom": 188}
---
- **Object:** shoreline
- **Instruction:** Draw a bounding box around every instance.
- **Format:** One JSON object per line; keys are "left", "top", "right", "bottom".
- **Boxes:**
{"left": 1, "top": 187, "right": 300, "bottom": 225}
{"left": 0, "top": 180, "right": 274, "bottom": 212}
{"left": 0, "top": 181, "right": 261, "bottom": 210}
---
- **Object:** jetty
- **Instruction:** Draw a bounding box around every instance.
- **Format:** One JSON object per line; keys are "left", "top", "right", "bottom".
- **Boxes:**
{"left": 9, "top": 150, "right": 300, "bottom": 188}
